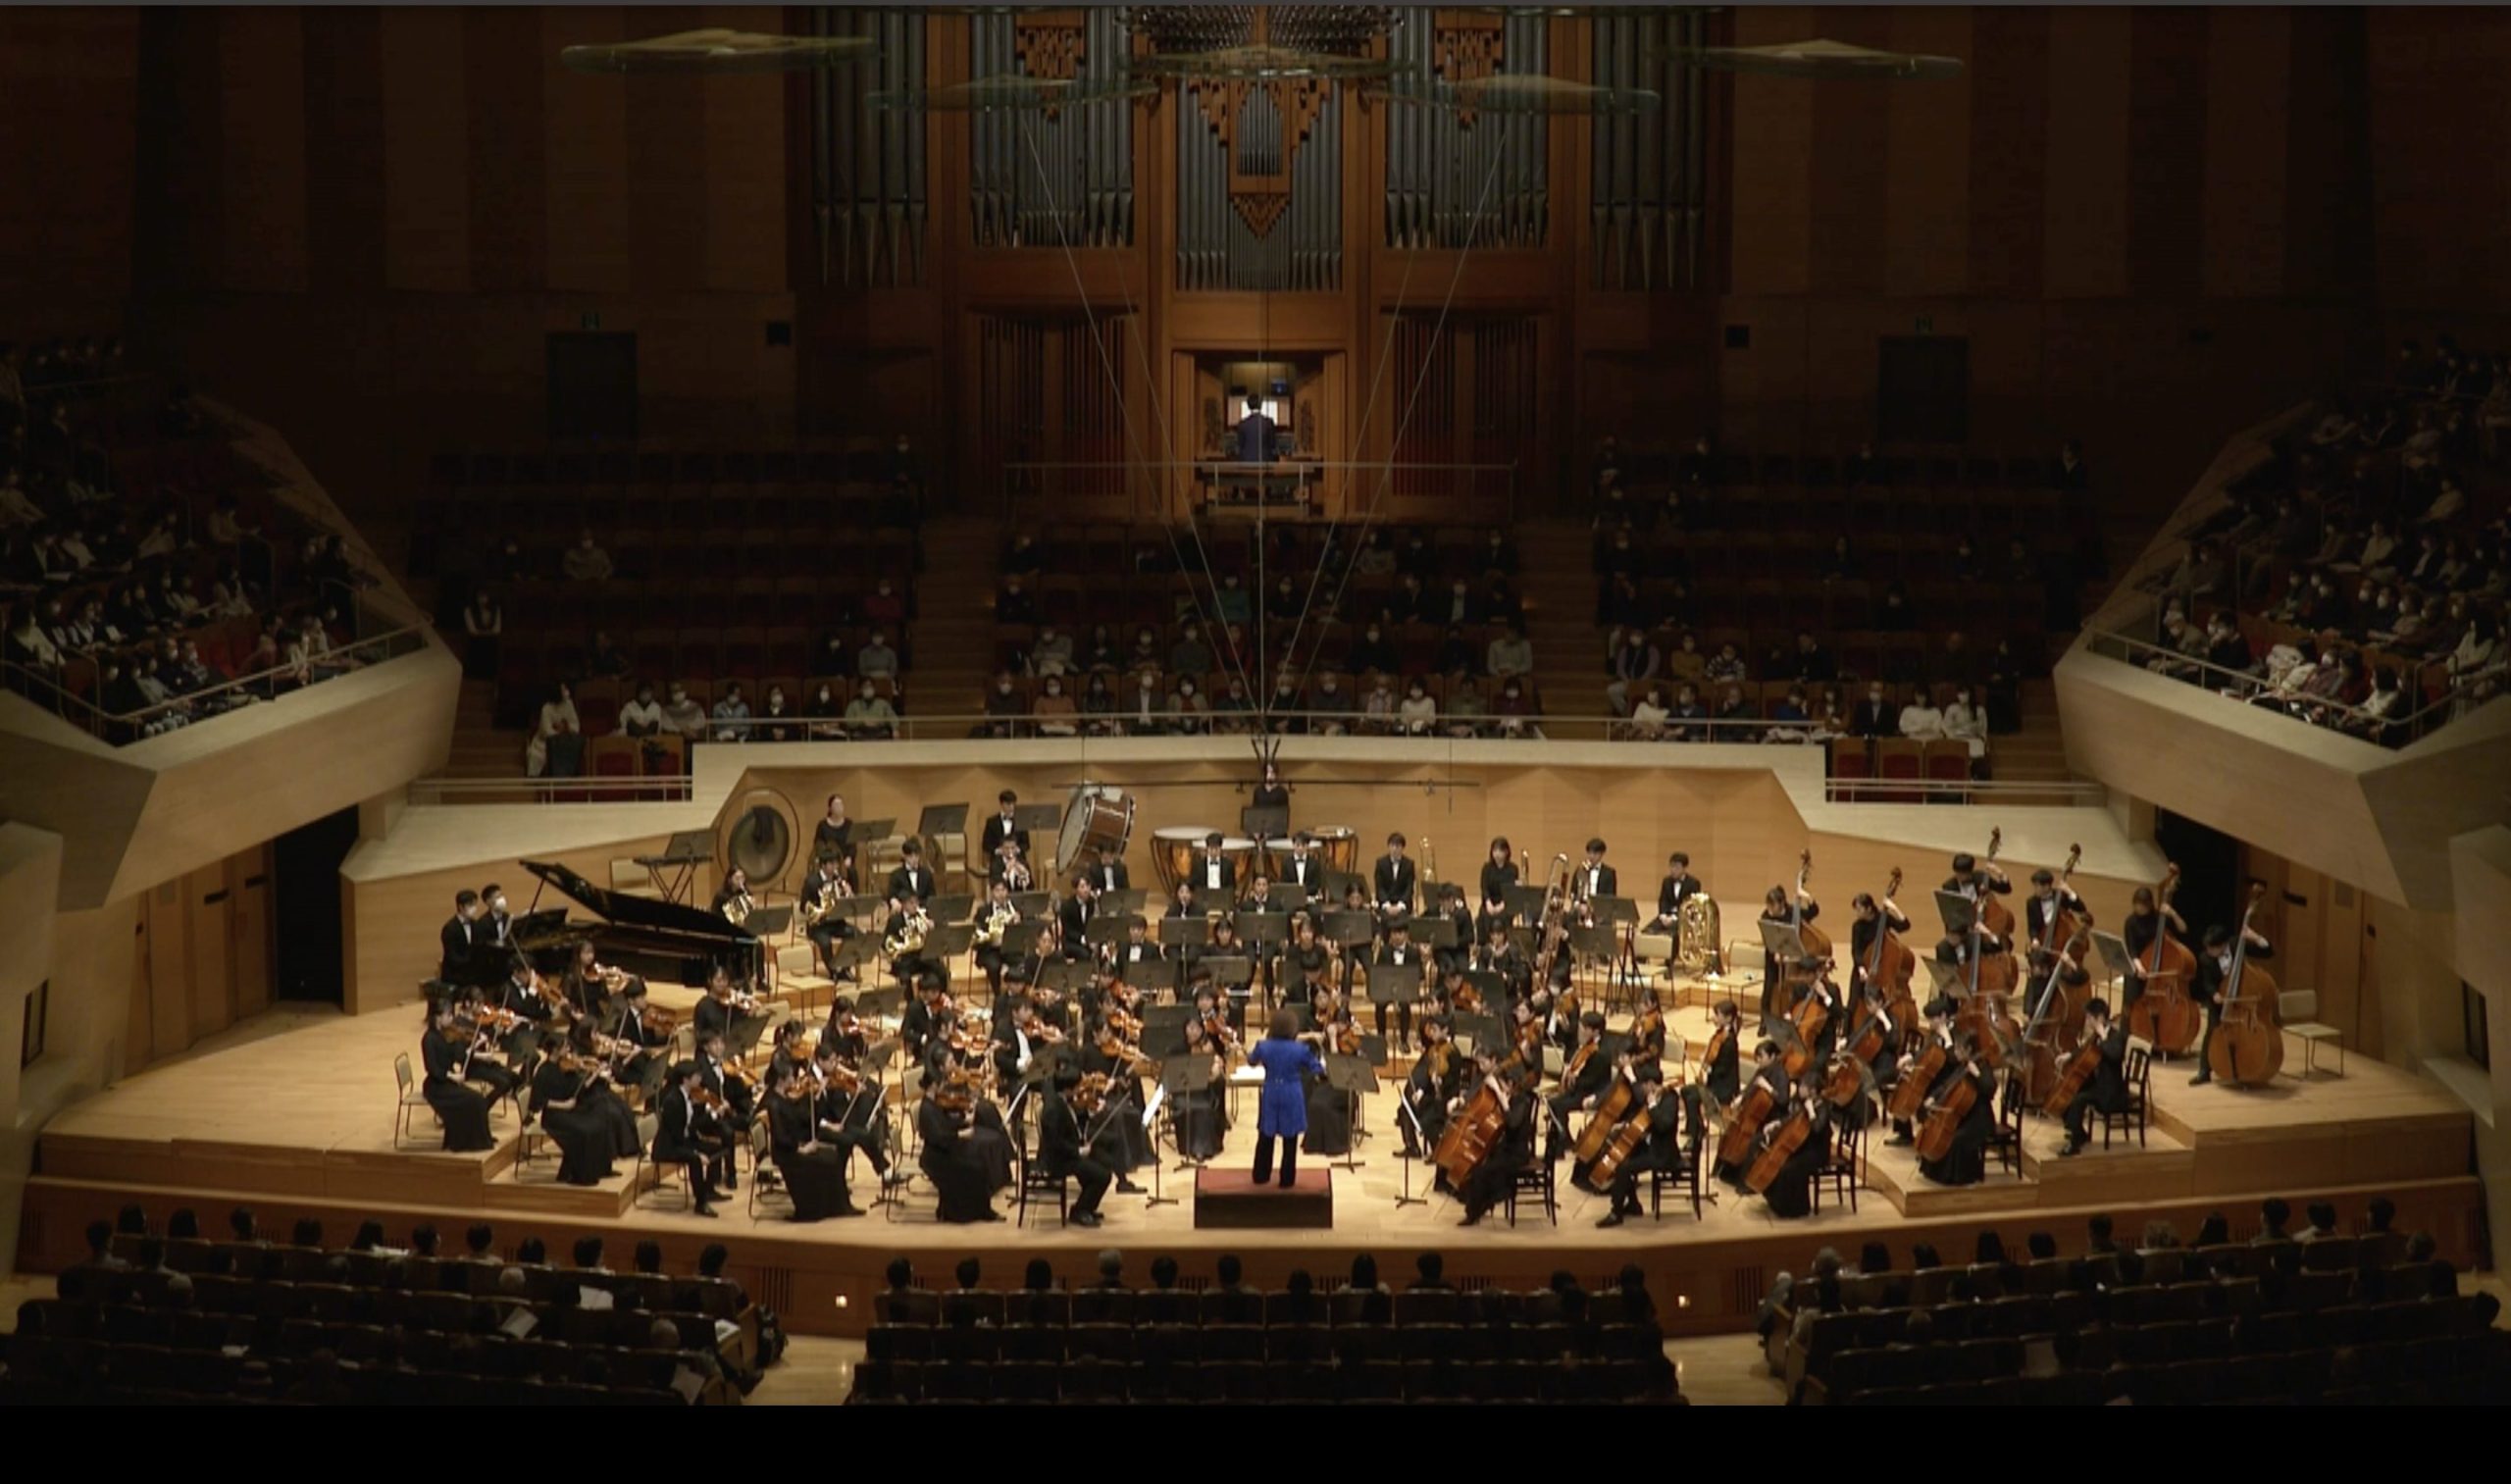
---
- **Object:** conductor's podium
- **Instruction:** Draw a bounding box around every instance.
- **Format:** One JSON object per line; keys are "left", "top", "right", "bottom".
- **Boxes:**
{"left": 1194, "top": 1167, "right": 1335, "bottom": 1230}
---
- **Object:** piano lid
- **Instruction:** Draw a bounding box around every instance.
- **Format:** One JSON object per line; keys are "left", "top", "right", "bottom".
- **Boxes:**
{"left": 520, "top": 859, "right": 755, "bottom": 946}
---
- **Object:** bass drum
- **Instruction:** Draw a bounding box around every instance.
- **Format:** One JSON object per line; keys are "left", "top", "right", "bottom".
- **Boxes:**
{"left": 1153, "top": 826, "right": 1217, "bottom": 896}
{"left": 1054, "top": 786, "right": 1136, "bottom": 877}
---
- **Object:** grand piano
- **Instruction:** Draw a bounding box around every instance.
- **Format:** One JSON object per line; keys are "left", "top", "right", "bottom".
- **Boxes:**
{"left": 518, "top": 858, "right": 760, "bottom": 988}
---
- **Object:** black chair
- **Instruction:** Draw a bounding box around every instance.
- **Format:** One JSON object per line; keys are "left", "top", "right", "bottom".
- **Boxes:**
{"left": 1649, "top": 1133, "right": 1712, "bottom": 1220}
{"left": 1987, "top": 1084, "right": 2024, "bottom": 1176}
{"left": 2100, "top": 1044, "right": 2151, "bottom": 1149}
{"left": 1504, "top": 1158, "right": 1556, "bottom": 1226}
{"left": 1813, "top": 1119, "right": 1862, "bottom": 1213}
{"left": 1014, "top": 1145, "right": 1068, "bottom": 1227}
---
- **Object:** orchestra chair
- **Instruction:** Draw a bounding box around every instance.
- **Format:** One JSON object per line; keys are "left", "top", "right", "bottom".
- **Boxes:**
{"left": 2099, "top": 1040, "right": 2154, "bottom": 1150}
{"left": 2279, "top": 991, "right": 2345, "bottom": 1077}
{"left": 1503, "top": 1156, "right": 1556, "bottom": 1227}
{"left": 1647, "top": 1134, "right": 1712, "bottom": 1221}
{"left": 1988, "top": 1082, "right": 2024, "bottom": 1177}
{"left": 391, "top": 1053, "right": 433, "bottom": 1149}
{"left": 744, "top": 1124, "right": 791, "bottom": 1220}
{"left": 775, "top": 943, "right": 833, "bottom": 1017}
{"left": 1014, "top": 1141, "right": 1069, "bottom": 1228}
{"left": 1813, "top": 1118, "right": 1863, "bottom": 1213}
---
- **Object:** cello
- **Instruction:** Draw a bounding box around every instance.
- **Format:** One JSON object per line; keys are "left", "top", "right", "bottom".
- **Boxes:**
{"left": 1572, "top": 1060, "right": 1636, "bottom": 1162}
{"left": 1886, "top": 1038, "right": 1948, "bottom": 1125}
{"left": 2205, "top": 884, "right": 2283, "bottom": 1087}
{"left": 1915, "top": 1059, "right": 1980, "bottom": 1162}
{"left": 1434, "top": 1067, "right": 1514, "bottom": 1187}
{"left": 1716, "top": 1077, "right": 1779, "bottom": 1170}
{"left": 2127, "top": 865, "right": 2203, "bottom": 1055}
{"left": 1746, "top": 1099, "right": 1819, "bottom": 1193}
{"left": 1583, "top": 1096, "right": 1656, "bottom": 1191}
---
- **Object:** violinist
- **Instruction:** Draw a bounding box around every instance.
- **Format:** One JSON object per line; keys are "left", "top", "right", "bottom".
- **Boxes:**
{"left": 1372, "top": 918, "right": 1424, "bottom": 1051}
{"left": 1173, "top": 999, "right": 1231, "bottom": 1162}
{"left": 557, "top": 940, "right": 618, "bottom": 1024}
{"left": 492, "top": 958, "right": 556, "bottom": 1061}
{"left": 1115, "top": 914, "right": 1166, "bottom": 989}
{"left": 766, "top": 1062, "right": 863, "bottom": 1221}
{"left": 1302, "top": 987, "right": 1358, "bottom": 1157}
{"left": 1886, "top": 996, "right": 1959, "bottom": 1148}
{"left": 2188, "top": 919, "right": 2271, "bottom": 1087}
{"left": 1247, "top": 1008, "right": 1327, "bottom": 1188}
{"left": 1199, "top": 913, "right": 1251, "bottom": 1000}
{"left": 562, "top": 1018, "right": 645, "bottom": 1157}
{"left": 531, "top": 1033, "right": 627, "bottom": 1187}
{"left": 764, "top": 1017, "right": 813, "bottom": 1091}
{"left": 1645, "top": 850, "right": 1705, "bottom": 936}
{"left": 810, "top": 1037, "right": 903, "bottom": 1189}
{"left": 1081, "top": 1007, "right": 1153, "bottom": 1185}
{"left": 1701, "top": 998, "right": 1744, "bottom": 1103}
{"left": 1402, "top": 1015, "right": 1460, "bottom": 1159}
{"left": 1548, "top": 1010, "right": 1614, "bottom": 1154}
{"left": 2120, "top": 885, "right": 2186, "bottom": 1013}
{"left": 802, "top": 853, "right": 857, "bottom": 981}
{"left": 898, "top": 972, "right": 950, "bottom": 1062}
{"left": 1456, "top": 1055, "right": 1539, "bottom": 1228}
{"left": 443, "top": 987, "right": 522, "bottom": 1103}
{"left": 694, "top": 961, "right": 775, "bottom": 1061}
{"left": 692, "top": 1029, "right": 752, "bottom": 1192}
{"left": 1596, "top": 1063, "right": 1687, "bottom": 1228}
{"left": 2058, "top": 998, "right": 2128, "bottom": 1157}
{"left": 1848, "top": 891, "right": 1912, "bottom": 997}
{"left": 1041, "top": 1071, "right": 1120, "bottom": 1229}
{"left": 818, "top": 996, "right": 869, "bottom": 1063}
{"left": 602, "top": 977, "right": 671, "bottom": 1100}
{"left": 421, "top": 998, "right": 497, "bottom": 1152}
{"left": 653, "top": 1059, "right": 730, "bottom": 1217}
{"left": 992, "top": 996, "right": 1049, "bottom": 1142}
{"left": 1916, "top": 1036, "right": 1996, "bottom": 1188}
{"left": 916, "top": 1071, "right": 1007, "bottom": 1224}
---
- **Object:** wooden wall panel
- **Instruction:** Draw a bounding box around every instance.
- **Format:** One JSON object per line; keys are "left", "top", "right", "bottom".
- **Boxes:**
{"left": 299, "top": 8, "right": 385, "bottom": 295}
{"left": 143, "top": 878, "right": 189, "bottom": 1066}
{"left": 1962, "top": 6, "right": 2046, "bottom": 299}
{"left": 378, "top": 6, "right": 473, "bottom": 293}
{"left": 2125, "top": 7, "right": 2207, "bottom": 301}
{"left": 231, "top": 846, "right": 273, "bottom": 1020}
{"left": 2039, "top": 7, "right": 2130, "bottom": 300}
{"left": 211, "top": 6, "right": 308, "bottom": 293}
{"left": 0, "top": 7, "right": 140, "bottom": 322}
{"left": 2200, "top": 7, "right": 2290, "bottom": 300}
{"left": 1804, "top": 7, "right": 1893, "bottom": 297}
{"left": 2366, "top": 7, "right": 2511, "bottom": 313}
{"left": 183, "top": 864, "right": 231, "bottom": 1043}
{"left": 463, "top": 6, "right": 549, "bottom": 292}
{"left": 1724, "top": 5, "right": 1814, "bottom": 296}
{"left": 1881, "top": 7, "right": 1973, "bottom": 300}
{"left": 541, "top": 5, "right": 632, "bottom": 293}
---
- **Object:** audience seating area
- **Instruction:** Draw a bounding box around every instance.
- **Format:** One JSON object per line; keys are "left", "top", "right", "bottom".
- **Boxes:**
{"left": 1768, "top": 1209, "right": 2508, "bottom": 1407}
{"left": 852, "top": 1262, "right": 1679, "bottom": 1405}
{"left": 2, "top": 337, "right": 390, "bottom": 742}
{"left": 5, "top": 1213, "right": 764, "bottom": 1406}
{"left": 2127, "top": 341, "right": 2508, "bottom": 744}
{"left": 419, "top": 446, "right": 925, "bottom": 733}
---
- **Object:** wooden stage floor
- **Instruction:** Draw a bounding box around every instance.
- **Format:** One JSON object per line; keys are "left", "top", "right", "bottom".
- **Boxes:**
{"left": 17, "top": 998, "right": 2486, "bottom": 1338}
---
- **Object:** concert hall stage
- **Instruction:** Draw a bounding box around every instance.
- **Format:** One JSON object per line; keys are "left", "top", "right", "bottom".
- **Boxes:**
{"left": 15, "top": 1002, "right": 2485, "bottom": 1339}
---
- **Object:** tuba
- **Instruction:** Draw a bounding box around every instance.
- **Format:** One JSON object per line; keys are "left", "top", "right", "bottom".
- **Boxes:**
{"left": 1677, "top": 891, "right": 1722, "bottom": 973}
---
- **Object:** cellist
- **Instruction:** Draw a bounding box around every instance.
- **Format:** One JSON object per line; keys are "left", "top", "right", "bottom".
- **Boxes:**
{"left": 2119, "top": 885, "right": 2187, "bottom": 1014}
{"left": 1548, "top": 1010, "right": 1614, "bottom": 1155}
{"left": 1916, "top": 1036, "right": 1995, "bottom": 1188}
{"left": 1595, "top": 1063, "right": 1688, "bottom": 1228}
{"left": 1456, "top": 1053, "right": 1540, "bottom": 1228}
{"left": 1712, "top": 1039, "right": 1790, "bottom": 1186}
{"left": 2188, "top": 918, "right": 2272, "bottom": 1087}
{"left": 1753, "top": 1074, "right": 1833, "bottom": 1219}
{"left": 1885, "top": 996, "right": 1959, "bottom": 1148}
{"left": 2058, "top": 998, "right": 2128, "bottom": 1157}
{"left": 1401, "top": 1013, "right": 1460, "bottom": 1160}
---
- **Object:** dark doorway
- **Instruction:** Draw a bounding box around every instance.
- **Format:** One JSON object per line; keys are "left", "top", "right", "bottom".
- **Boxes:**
{"left": 1877, "top": 336, "right": 1969, "bottom": 444}
{"left": 2154, "top": 808, "right": 2241, "bottom": 937}
{"left": 271, "top": 806, "right": 360, "bottom": 1004}
{"left": 547, "top": 332, "right": 639, "bottom": 440}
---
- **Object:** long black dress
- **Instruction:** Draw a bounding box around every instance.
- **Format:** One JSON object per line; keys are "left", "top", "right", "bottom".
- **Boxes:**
{"left": 529, "top": 1061, "right": 616, "bottom": 1187}
{"left": 1172, "top": 1049, "right": 1230, "bottom": 1161}
{"left": 916, "top": 1098, "right": 1001, "bottom": 1223}
{"left": 1302, "top": 1018, "right": 1354, "bottom": 1157}
{"left": 1918, "top": 1064, "right": 1995, "bottom": 1187}
{"left": 768, "top": 1094, "right": 855, "bottom": 1220}
{"left": 423, "top": 1031, "right": 495, "bottom": 1152}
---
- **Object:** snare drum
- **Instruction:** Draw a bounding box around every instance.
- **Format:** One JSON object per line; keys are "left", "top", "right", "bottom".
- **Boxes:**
{"left": 1153, "top": 826, "right": 1216, "bottom": 896}
{"left": 1054, "top": 787, "right": 1136, "bottom": 876}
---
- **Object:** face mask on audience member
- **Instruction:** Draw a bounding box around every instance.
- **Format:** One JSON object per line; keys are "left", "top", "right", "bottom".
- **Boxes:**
{"left": 859, "top": 683, "right": 878, "bottom": 702}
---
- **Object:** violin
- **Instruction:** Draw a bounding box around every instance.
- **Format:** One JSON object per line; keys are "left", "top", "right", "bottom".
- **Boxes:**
{"left": 1068, "top": 1070, "right": 1112, "bottom": 1115}
{"left": 1452, "top": 979, "right": 1486, "bottom": 1014}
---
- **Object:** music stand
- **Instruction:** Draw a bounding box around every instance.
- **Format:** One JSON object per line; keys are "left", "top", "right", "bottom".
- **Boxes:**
{"left": 1271, "top": 883, "right": 1311, "bottom": 914}
{"left": 1461, "top": 970, "right": 1505, "bottom": 1004}
{"left": 1085, "top": 915, "right": 1140, "bottom": 949}
{"left": 1364, "top": 960, "right": 1423, "bottom": 1009}
{"left": 1392, "top": 1096, "right": 1430, "bottom": 1208}
{"left": 854, "top": 818, "right": 898, "bottom": 844}
{"left": 1102, "top": 889, "right": 1148, "bottom": 915}
{"left": 1036, "top": 958, "right": 1095, "bottom": 1000}
{"left": 1504, "top": 885, "right": 1549, "bottom": 922}
{"left": 916, "top": 803, "right": 969, "bottom": 840}
{"left": 1323, "top": 1052, "right": 1377, "bottom": 1170}
{"left": 1156, "top": 916, "right": 1209, "bottom": 951}
{"left": 924, "top": 923, "right": 974, "bottom": 965}
{"left": 1001, "top": 920, "right": 1051, "bottom": 961}
{"left": 1240, "top": 803, "right": 1289, "bottom": 840}
{"left": 1235, "top": 910, "right": 1290, "bottom": 947}
{"left": 929, "top": 894, "right": 975, "bottom": 924}
{"left": 1161, "top": 1052, "right": 1219, "bottom": 1172}
{"left": 1141, "top": 1004, "right": 1194, "bottom": 1057}
{"left": 1756, "top": 919, "right": 1809, "bottom": 1029}
{"left": 1320, "top": 869, "right": 1366, "bottom": 900}
{"left": 1324, "top": 909, "right": 1377, "bottom": 948}
{"left": 1452, "top": 1012, "right": 1506, "bottom": 1058}
{"left": 746, "top": 905, "right": 794, "bottom": 939}
{"left": 2090, "top": 930, "right": 2131, "bottom": 984}
{"left": 1012, "top": 802, "right": 1063, "bottom": 835}
{"left": 849, "top": 979, "right": 903, "bottom": 1023}
{"left": 1008, "top": 891, "right": 1052, "bottom": 917}
{"left": 834, "top": 895, "right": 884, "bottom": 931}
{"left": 1933, "top": 889, "right": 1978, "bottom": 941}
{"left": 1416, "top": 914, "right": 1460, "bottom": 950}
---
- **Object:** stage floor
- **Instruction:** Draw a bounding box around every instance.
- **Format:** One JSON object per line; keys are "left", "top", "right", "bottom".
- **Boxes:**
{"left": 19, "top": 998, "right": 2486, "bottom": 1337}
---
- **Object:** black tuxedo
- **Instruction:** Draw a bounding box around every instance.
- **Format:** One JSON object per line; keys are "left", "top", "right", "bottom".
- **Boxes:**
{"left": 1193, "top": 853, "right": 1237, "bottom": 895}
{"left": 1282, "top": 852, "right": 1326, "bottom": 895}
{"left": 2024, "top": 890, "right": 2088, "bottom": 955}
{"left": 980, "top": 812, "right": 1029, "bottom": 866}
{"left": 1373, "top": 855, "right": 1417, "bottom": 913}
{"left": 1575, "top": 861, "right": 1618, "bottom": 903}
{"left": 886, "top": 864, "right": 936, "bottom": 904}
{"left": 1087, "top": 859, "right": 1130, "bottom": 893}
{"left": 1039, "top": 1095, "right": 1115, "bottom": 1219}
{"left": 1655, "top": 872, "right": 1704, "bottom": 920}
{"left": 1057, "top": 895, "right": 1098, "bottom": 958}
{"left": 438, "top": 916, "right": 479, "bottom": 983}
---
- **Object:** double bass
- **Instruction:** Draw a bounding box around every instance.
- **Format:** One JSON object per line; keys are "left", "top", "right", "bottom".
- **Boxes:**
{"left": 2205, "top": 885, "right": 2283, "bottom": 1087}
{"left": 1861, "top": 866, "right": 1919, "bottom": 1034}
{"left": 1967, "top": 828, "right": 2021, "bottom": 1000}
{"left": 2127, "top": 864, "right": 2203, "bottom": 1055}
{"left": 2013, "top": 919, "right": 2086, "bottom": 1106}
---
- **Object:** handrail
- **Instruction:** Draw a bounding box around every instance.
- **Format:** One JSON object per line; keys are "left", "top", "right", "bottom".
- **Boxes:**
{"left": 3, "top": 615, "right": 432, "bottom": 741}
{"left": 1001, "top": 457, "right": 1519, "bottom": 522}
{"left": 407, "top": 775, "right": 695, "bottom": 805}
{"left": 2077, "top": 621, "right": 2484, "bottom": 746}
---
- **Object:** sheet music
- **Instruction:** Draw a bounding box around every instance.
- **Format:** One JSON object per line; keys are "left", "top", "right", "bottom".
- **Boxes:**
{"left": 1142, "top": 1084, "right": 1167, "bottom": 1128}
